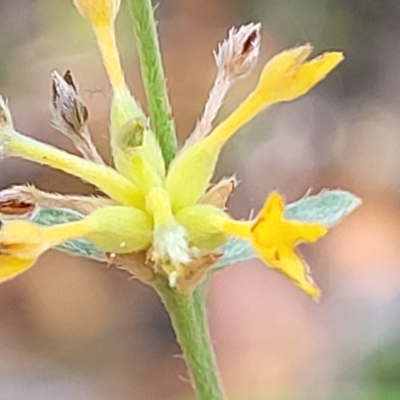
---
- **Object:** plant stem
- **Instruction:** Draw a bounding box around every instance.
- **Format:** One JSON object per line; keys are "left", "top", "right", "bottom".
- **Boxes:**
{"left": 127, "top": 3, "right": 224, "bottom": 398}
{"left": 128, "top": 0, "right": 178, "bottom": 166}
{"left": 154, "top": 278, "right": 226, "bottom": 400}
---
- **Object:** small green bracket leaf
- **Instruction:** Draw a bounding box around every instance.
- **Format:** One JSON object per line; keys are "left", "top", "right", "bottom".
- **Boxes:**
{"left": 215, "top": 190, "right": 361, "bottom": 269}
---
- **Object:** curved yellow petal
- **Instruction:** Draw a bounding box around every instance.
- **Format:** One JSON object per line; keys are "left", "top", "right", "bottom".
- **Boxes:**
{"left": 74, "top": 0, "right": 121, "bottom": 27}
{"left": 284, "top": 222, "right": 328, "bottom": 245}
{"left": 0, "top": 255, "right": 36, "bottom": 283}
{"left": 0, "top": 219, "right": 90, "bottom": 283}
{"left": 254, "top": 244, "right": 320, "bottom": 298}
{"left": 253, "top": 45, "right": 343, "bottom": 105}
{"left": 255, "top": 191, "right": 284, "bottom": 224}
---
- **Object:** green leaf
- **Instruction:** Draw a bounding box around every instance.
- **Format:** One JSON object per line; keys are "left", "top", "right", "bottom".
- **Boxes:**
{"left": 285, "top": 190, "right": 362, "bottom": 227}
{"left": 33, "top": 207, "right": 106, "bottom": 261}
{"left": 215, "top": 190, "right": 361, "bottom": 269}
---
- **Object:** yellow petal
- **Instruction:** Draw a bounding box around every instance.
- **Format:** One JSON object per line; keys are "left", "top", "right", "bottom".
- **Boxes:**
{"left": 284, "top": 222, "right": 328, "bottom": 245}
{"left": 254, "top": 244, "right": 321, "bottom": 298}
{"left": 0, "top": 219, "right": 90, "bottom": 283}
{"left": 255, "top": 191, "right": 284, "bottom": 224}
{"left": 73, "top": 0, "right": 121, "bottom": 26}
{"left": 256, "top": 46, "right": 344, "bottom": 104}
{"left": 250, "top": 192, "right": 328, "bottom": 248}
{"left": 1, "top": 221, "right": 49, "bottom": 259}
{"left": 0, "top": 255, "right": 36, "bottom": 283}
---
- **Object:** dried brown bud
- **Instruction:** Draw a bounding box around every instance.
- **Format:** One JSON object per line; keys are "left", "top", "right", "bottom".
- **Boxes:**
{"left": 0, "top": 96, "right": 12, "bottom": 131}
{"left": 183, "top": 23, "right": 261, "bottom": 149}
{"left": 215, "top": 23, "right": 261, "bottom": 80}
{"left": 0, "top": 188, "right": 37, "bottom": 219}
{"left": 51, "top": 70, "right": 88, "bottom": 139}
{"left": 51, "top": 70, "right": 104, "bottom": 164}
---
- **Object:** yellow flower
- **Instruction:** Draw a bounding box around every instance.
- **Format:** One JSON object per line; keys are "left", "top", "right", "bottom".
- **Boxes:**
{"left": 221, "top": 192, "right": 327, "bottom": 298}
{"left": 0, "top": 219, "right": 87, "bottom": 282}
{"left": 73, "top": 0, "right": 121, "bottom": 27}
{"left": 0, "top": 11, "right": 344, "bottom": 296}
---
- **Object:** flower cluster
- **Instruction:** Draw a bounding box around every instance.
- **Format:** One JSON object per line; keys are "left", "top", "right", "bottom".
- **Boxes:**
{"left": 0, "top": 0, "right": 345, "bottom": 298}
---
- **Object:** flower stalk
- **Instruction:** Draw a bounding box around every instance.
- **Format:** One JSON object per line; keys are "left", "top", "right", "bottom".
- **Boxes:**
{"left": 128, "top": 0, "right": 178, "bottom": 166}
{"left": 154, "top": 278, "right": 225, "bottom": 400}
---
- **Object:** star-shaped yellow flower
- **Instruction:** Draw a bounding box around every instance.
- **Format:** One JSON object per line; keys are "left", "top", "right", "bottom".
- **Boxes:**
{"left": 250, "top": 192, "right": 327, "bottom": 298}
{"left": 218, "top": 192, "right": 327, "bottom": 298}
{"left": 0, "top": 0, "right": 344, "bottom": 297}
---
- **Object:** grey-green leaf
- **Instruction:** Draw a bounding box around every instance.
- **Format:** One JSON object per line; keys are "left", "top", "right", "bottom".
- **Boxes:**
{"left": 215, "top": 190, "right": 361, "bottom": 269}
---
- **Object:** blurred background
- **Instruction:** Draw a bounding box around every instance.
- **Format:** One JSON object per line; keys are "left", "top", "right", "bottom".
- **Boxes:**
{"left": 1, "top": 0, "right": 400, "bottom": 399}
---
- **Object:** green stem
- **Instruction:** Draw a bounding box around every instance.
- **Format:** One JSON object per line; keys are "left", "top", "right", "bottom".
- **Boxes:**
{"left": 154, "top": 278, "right": 226, "bottom": 400}
{"left": 128, "top": 0, "right": 178, "bottom": 166}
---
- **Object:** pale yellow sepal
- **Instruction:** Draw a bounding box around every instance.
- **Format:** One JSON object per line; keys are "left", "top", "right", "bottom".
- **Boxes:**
{"left": 175, "top": 204, "right": 228, "bottom": 251}
{"left": 166, "top": 46, "right": 343, "bottom": 212}
{"left": 166, "top": 139, "right": 217, "bottom": 212}
{"left": 86, "top": 206, "right": 152, "bottom": 253}
{"left": 111, "top": 88, "right": 166, "bottom": 194}
{"left": 73, "top": 0, "right": 121, "bottom": 27}
{"left": 222, "top": 192, "right": 327, "bottom": 298}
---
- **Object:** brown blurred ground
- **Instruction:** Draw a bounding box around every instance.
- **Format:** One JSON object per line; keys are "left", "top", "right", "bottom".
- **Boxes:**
{"left": 1, "top": 0, "right": 400, "bottom": 399}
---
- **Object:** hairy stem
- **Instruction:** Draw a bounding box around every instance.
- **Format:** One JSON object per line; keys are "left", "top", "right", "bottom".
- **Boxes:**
{"left": 154, "top": 278, "right": 226, "bottom": 400}
{"left": 128, "top": 0, "right": 178, "bottom": 166}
